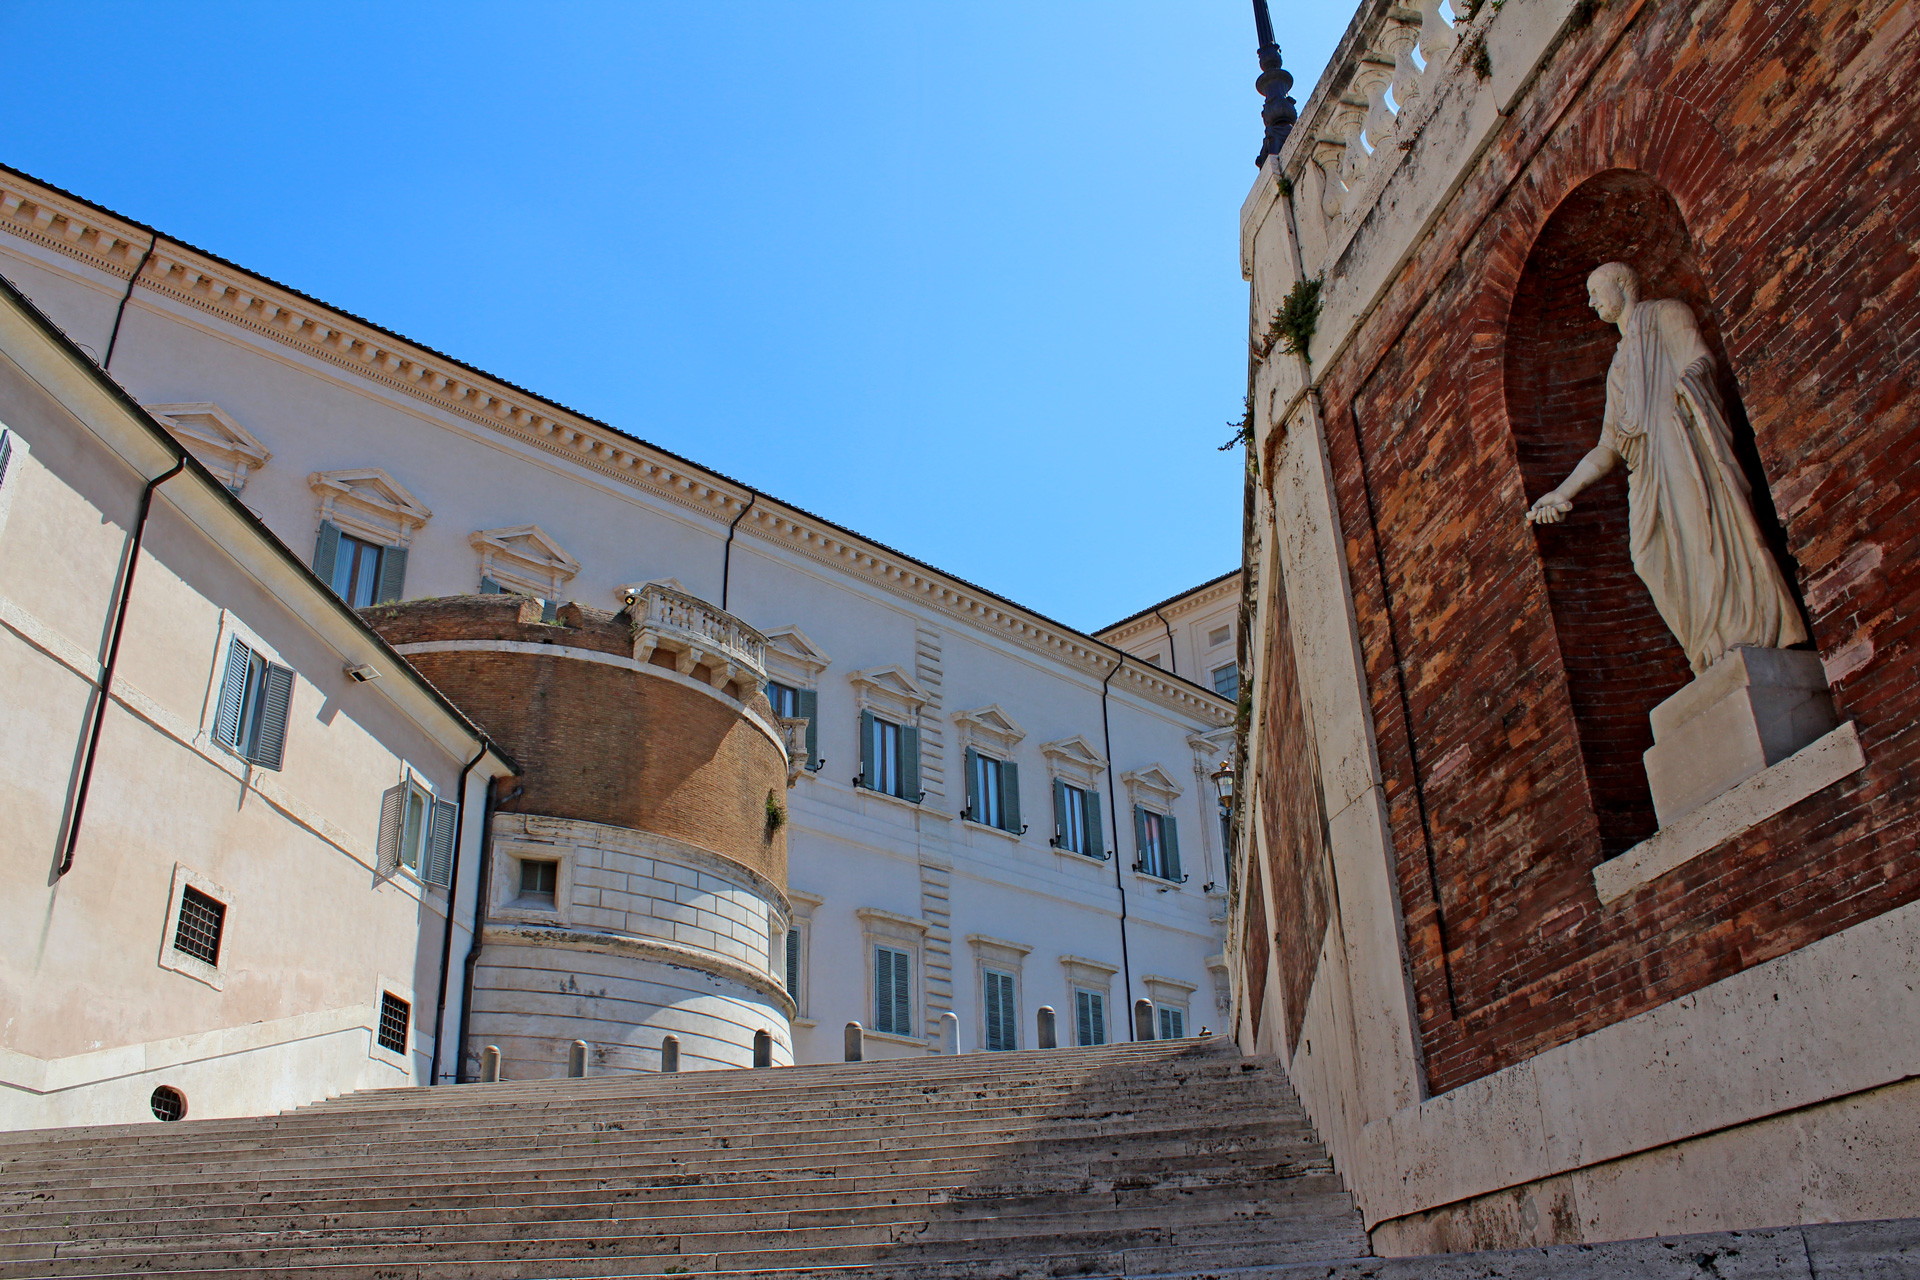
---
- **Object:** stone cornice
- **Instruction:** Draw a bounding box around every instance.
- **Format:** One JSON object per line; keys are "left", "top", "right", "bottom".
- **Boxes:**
{"left": 0, "top": 165, "right": 1230, "bottom": 731}
{"left": 1097, "top": 572, "right": 1243, "bottom": 648}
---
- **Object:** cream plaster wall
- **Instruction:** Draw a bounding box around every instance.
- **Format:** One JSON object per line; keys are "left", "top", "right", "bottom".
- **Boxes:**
{"left": 0, "top": 291, "right": 500, "bottom": 1129}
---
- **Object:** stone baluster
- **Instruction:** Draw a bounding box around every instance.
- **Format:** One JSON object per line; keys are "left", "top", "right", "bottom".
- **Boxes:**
{"left": 1418, "top": 0, "right": 1461, "bottom": 68}
{"left": 1383, "top": 12, "right": 1425, "bottom": 127}
{"left": 1360, "top": 53, "right": 1399, "bottom": 157}
{"left": 1313, "top": 136, "right": 1352, "bottom": 219}
{"left": 1334, "top": 94, "right": 1372, "bottom": 200}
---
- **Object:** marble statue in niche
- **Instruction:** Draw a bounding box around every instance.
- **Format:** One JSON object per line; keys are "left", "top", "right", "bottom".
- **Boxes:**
{"left": 1526, "top": 262, "right": 1807, "bottom": 675}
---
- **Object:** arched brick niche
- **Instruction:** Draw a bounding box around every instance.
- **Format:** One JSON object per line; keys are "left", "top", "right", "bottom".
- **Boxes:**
{"left": 1504, "top": 168, "right": 1774, "bottom": 859}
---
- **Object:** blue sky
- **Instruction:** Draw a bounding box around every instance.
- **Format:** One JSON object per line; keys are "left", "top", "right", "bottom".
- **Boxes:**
{"left": 0, "top": 3, "right": 1348, "bottom": 633}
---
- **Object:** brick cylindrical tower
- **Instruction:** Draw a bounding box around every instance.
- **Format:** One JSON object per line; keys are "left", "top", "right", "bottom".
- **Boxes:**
{"left": 366, "top": 587, "right": 794, "bottom": 1077}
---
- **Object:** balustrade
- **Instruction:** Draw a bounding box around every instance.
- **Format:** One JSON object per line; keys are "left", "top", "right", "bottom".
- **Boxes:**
{"left": 630, "top": 581, "right": 768, "bottom": 693}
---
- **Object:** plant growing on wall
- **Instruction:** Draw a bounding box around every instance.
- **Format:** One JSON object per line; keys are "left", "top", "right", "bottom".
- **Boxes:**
{"left": 1221, "top": 395, "right": 1254, "bottom": 452}
{"left": 1267, "top": 277, "right": 1323, "bottom": 361}
{"left": 765, "top": 790, "right": 787, "bottom": 837}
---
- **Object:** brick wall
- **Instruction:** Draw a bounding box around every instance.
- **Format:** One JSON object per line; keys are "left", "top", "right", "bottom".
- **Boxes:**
{"left": 1276, "top": 0, "right": 1919, "bottom": 1093}
{"left": 1256, "top": 556, "right": 1332, "bottom": 1055}
{"left": 367, "top": 596, "right": 788, "bottom": 889}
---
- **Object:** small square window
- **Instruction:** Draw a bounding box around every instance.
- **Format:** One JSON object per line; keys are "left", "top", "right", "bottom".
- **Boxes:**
{"left": 519, "top": 858, "right": 558, "bottom": 903}
{"left": 1208, "top": 625, "right": 1231, "bottom": 648}
{"left": 172, "top": 886, "right": 225, "bottom": 967}
{"left": 376, "top": 992, "right": 411, "bottom": 1055}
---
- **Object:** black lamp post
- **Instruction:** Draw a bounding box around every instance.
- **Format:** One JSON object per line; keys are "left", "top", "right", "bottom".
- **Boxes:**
{"left": 1252, "top": 0, "right": 1298, "bottom": 167}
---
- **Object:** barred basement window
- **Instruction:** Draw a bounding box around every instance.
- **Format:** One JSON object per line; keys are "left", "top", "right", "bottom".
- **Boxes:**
{"left": 376, "top": 992, "right": 411, "bottom": 1055}
{"left": 149, "top": 1086, "right": 186, "bottom": 1122}
{"left": 172, "top": 886, "right": 226, "bottom": 966}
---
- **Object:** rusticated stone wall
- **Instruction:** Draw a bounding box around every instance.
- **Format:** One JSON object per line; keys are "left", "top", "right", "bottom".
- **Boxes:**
{"left": 1296, "top": 0, "right": 1919, "bottom": 1094}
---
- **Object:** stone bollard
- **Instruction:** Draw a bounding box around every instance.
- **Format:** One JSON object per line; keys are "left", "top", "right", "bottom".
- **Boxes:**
{"left": 753, "top": 1029, "right": 773, "bottom": 1068}
{"left": 660, "top": 1035, "right": 680, "bottom": 1074}
{"left": 1134, "top": 999, "right": 1156, "bottom": 1041}
{"left": 568, "top": 1040, "right": 589, "bottom": 1078}
{"left": 940, "top": 1010, "right": 960, "bottom": 1055}
{"left": 480, "top": 1045, "right": 501, "bottom": 1083}
{"left": 844, "top": 1021, "right": 864, "bottom": 1062}
{"left": 1036, "top": 1006, "right": 1056, "bottom": 1049}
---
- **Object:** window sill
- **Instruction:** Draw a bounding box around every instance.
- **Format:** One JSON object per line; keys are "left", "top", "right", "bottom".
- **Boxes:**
{"left": 792, "top": 1017, "right": 818, "bottom": 1029}
{"left": 853, "top": 784, "right": 924, "bottom": 814}
{"left": 1133, "top": 872, "right": 1185, "bottom": 891}
{"left": 1053, "top": 846, "right": 1110, "bottom": 863}
{"left": 961, "top": 818, "right": 1023, "bottom": 842}
{"left": 861, "top": 1028, "right": 929, "bottom": 1048}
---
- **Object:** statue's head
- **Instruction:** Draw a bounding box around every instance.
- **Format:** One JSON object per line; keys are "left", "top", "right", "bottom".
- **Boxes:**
{"left": 1587, "top": 262, "right": 1641, "bottom": 324}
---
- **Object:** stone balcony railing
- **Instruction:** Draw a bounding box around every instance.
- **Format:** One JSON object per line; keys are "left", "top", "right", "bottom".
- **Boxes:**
{"left": 631, "top": 582, "right": 768, "bottom": 693}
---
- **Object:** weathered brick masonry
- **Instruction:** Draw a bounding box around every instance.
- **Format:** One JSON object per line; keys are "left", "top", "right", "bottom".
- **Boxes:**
{"left": 366, "top": 595, "right": 788, "bottom": 887}
{"left": 1276, "top": 0, "right": 1920, "bottom": 1094}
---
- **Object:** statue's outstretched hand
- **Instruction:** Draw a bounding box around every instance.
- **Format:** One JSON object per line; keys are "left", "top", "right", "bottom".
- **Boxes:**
{"left": 1527, "top": 492, "right": 1573, "bottom": 524}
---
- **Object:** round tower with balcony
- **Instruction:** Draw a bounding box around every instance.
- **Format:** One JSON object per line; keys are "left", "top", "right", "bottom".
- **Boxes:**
{"left": 365, "top": 585, "right": 801, "bottom": 1077}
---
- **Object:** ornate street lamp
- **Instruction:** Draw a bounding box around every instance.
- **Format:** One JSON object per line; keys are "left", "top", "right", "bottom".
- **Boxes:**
{"left": 1210, "top": 760, "right": 1235, "bottom": 814}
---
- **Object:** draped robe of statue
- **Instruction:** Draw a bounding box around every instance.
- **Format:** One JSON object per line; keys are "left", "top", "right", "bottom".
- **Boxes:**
{"left": 1598, "top": 299, "right": 1807, "bottom": 674}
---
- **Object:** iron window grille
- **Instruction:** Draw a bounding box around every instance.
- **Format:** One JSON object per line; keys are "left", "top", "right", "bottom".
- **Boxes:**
{"left": 172, "top": 886, "right": 226, "bottom": 967}
{"left": 376, "top": 992, "right": 411, "bottom": 1055}
{"left": 149, "top": 1086, "right": 186, "bottom": 1122}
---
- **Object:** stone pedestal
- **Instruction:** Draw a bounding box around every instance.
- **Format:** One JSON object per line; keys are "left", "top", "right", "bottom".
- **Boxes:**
{"left": 1644, "top": 646, "right": 1838, "bottom": 826}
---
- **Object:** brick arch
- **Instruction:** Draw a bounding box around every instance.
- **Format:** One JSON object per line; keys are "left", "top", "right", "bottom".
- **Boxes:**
{"left": 1501, "top": 169, "right": 1701, "bottom": 858}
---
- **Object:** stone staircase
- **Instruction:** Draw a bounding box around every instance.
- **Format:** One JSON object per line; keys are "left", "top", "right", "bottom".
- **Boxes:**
{"left": 0, "top": 1036, "right": 1373, "bottom": 1279}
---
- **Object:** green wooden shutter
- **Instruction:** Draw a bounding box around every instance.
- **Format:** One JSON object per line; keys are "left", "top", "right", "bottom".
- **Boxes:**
{"left": 1052, "top": 779, "right": 1068, "bottom": 845}
{"left": 374, "top": 784, "right": 406, "bottom": 884}
{"left": 1134, "top": 805, "right": 1149, "bottom": 872}
{"left": 375, "top": 544, "right": 408, "bottom": 604}
{"left": 985, "top": 970, "right": 1015, "bottom": 1051}
{"left": 213, "top": 636, "right": 253, "bottom": 752}
{"left": 1002, "top": 761, "right": 1021, "bottom": 833}
{"left": 797, "top": 688, "right": 818, "bottom": 767}
{"left": 423, "top": 798, "right": 457, "bottom": 887}
{"left": 859, "top": 710, "right": 876, "bottom": 790}
{"left": 873, "top": 947, "right": 889, "bottom": 1030}
{"left": 1086, "top": 790, "right": 1104, "bottom": 859}
{"left": 893, "top": 949, "right": 912, "bottom": 1035}
{"left": 479, "top": 576, "right": 506, "bottom": 594}
{"left": 0, "top": 429, "right": 13, "bottom": 489}
{"left": 1090, "top": 992, "right": 1106, "bottom": 1044}
{"left": 902, "top": 724, "right": 920, "bottom": 801}
{"left": 785, "top": 928, "right": 800, "bottom": 996}
{"left": 1163, "top": 814, "right": 1182, "bottom": 882}
{"left": 963, "top": 747, "right": 979, "bottom": 819}
{"left": 249, "top": 662, "right": 295, "bottom": 770}
{"left": 312, "top": 520, "right": 342, "bottom": 586}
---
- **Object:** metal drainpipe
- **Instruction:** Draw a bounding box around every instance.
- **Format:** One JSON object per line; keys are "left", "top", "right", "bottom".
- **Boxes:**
{"left": 720, "top": 490, "right": 758, "bottom": 611}
{"left": 1099, "top": 654, "right": 1137, "bottom": 1040}
{"left": 59, "top": 455, "right": 187, "bottom": 878}
{"left": 103, "top": 232, "right": 158, "bottom": 371}
{"left": 1152, "top": 607, "right": 1178, "bottom": 675}
{"left": 428, "top": 737, "right": 492, "bottom": 1087}
{"left": 454, "top": 780, "right": 510, "bottom": 1082}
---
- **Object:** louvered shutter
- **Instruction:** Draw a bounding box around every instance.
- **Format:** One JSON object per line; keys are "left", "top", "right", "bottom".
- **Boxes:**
{"left": 858, "top": 710, "right": 876, "bottom": 790}
{"left": 213, "top": 636, "right": 253, "bottom": 752}
{"left": 892, "top": 949, "right": 912, "bottom": 1037}
{"left": 1134, "top": 805, "right": 1150, "bottom": 873}
{"left": 902, "top": 724, "right": 920, "bottom": 801}
{"left": 1086, "top": 790, "right": 1104, "bottom": 859}
{"left": 246, "top": 663, "right": 294, "bottom": 770}
{"left": 785, "top": 928, "right": 800, "bottom": 995}
{"left": 1002, "top": 762, "right": 1020, "bottom": 833}
{"left": 963, "top": 747, "right": 979, "bottom": 819}
{"left": 423, "top": 798, "right": 457, "bottom": 886}
{"left": 985, "top": 973, "right": 1002, "bottom": 1050}
{"left": 873, "top": 947, "right": 891, "bottom": 1031}
{"left": 1163, "top": 814, "right": 1181, "bottom": 882}
{"left": 1052, "top": 778, "right": 1067, "bottom": 845}
{"left": 1089, "top": 992, "right": 1105, "bottom": 1045}
{"left": 479, "top": 576, "right": 506, "bottom": 594}
{"left": 1075, "top": 989, "right": 1094, "bottom": 1046}
{"left": 0, "top": 428, "right": 13, "bottom": 488}
{"left": 797, "top": 688, "right": 818, "bottom": 767}
{"left": 374, "top": 784, "right": 407, "bottom": 883}
{"left": 312, "top": 520, "right": 342, "bottom": 586}
{"left": 374, "top": 545, "right": 408, "bottom": 604}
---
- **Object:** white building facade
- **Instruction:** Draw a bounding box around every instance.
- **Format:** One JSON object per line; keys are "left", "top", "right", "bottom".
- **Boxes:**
{"left": 0, "top": 164, "right": 1232, "bottom": 1073}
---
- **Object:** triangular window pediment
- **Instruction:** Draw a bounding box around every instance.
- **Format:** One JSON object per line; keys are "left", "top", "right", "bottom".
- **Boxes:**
{"left": 846, "top": 664, "right": 930, "bottom": 713}
{"left": 1041, "top": 735, "right": 1107, "bottom": 771}
{"left": 310, "top": 467, "right": 432, "bottom": 546}
{"left": 147, "top": 402, "right": 270, "bottom": 493}
{"left": 953, "top": 704, "right": 1027, "bottom": 755}
{"left": 472, "top": 524, "right": 581, "bottom": 598}
{"left": 763, "top": 625, "right": 833, "bottom": 682}
{"left": 1122, "top": 764, "right": 1184, "bottom": 809}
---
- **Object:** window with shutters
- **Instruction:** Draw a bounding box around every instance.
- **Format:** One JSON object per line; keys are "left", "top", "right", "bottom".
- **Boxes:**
{"left": 983, "top": 968, "right": 1018, "bottom": 1052}
{"left": 1040, "top": 736, "right": 1109, "bottom": 860}
{"left": 767, "top": 680, "right": 821, "bottom": 776}
{"left": 213, "top": 634, "right": 295, "bottom": 771}
{"left": 863, "top": 712, "right": 914, "bottom": 799}
{"left": 0, "top": 426, "right": 20, "bottom": 547}
{"left": 786, "top": 927, "right": 802, "bottom": 997}
{"left": 377, "top": 775, "right": 457, "bottom": 888}
{"left": 1134, "top": 808, "right": 1183, "bottom": 882}
{"left": 1158, "top": 1005, "right": 1187, "bottom": 1040}
{"left": 786, "top": 890, "right": 821, "bottom": 1020}
{"left": 1074, "top": 987, "right": 1108, "bottom": 1046}
{"left": 309, "top": 468, "right": 428, "bottom": 605}
{"left": 873, "top": 945, "right": 913, "bottom": 1036}
{"left": 965, "top": 750, "right": 1022, "bottom": 834}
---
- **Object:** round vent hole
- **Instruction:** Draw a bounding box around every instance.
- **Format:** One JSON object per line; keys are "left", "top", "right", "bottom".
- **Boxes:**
{"left": 150, "top": 1086, "right": 186, "bottom": 1122}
